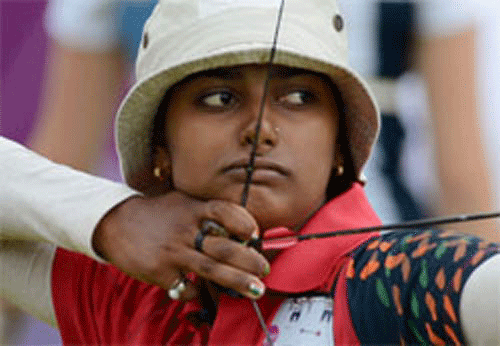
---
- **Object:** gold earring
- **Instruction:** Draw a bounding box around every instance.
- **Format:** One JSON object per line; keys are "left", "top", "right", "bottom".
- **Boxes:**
{"left": 336, "top": 166, "right": 344, "bottom": 176}
{"left": 153, "top": 167, "right": 163, "bottom": 180}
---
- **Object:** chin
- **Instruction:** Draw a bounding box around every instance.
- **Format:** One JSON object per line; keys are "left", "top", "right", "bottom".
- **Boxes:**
{"left": 189, "top": 185, "right": 312, "bottom": 230}
{"left": 245, "top": 199, "right": 297, "bottom": 231}
{"left": 250, "top": 196, "right": 326, "bottom": 232}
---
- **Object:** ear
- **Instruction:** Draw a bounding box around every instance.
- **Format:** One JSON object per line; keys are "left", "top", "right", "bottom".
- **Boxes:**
{"left": 153, "top": 146, "right": 172, "bottom": 180}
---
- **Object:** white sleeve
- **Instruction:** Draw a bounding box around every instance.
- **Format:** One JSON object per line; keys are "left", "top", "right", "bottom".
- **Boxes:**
{"left": 0, "top": 136, "right": 140, "bottom": 261}
{"left": 460, "top": 254, "right": 500, "bottom": 345}
{"left": 419, "top": 0, "right": 476, "bottom": 38}
{"left": 0, "top": 241, "right": 58, "bottom": 328}
{"left": 44, "top": 0, "right": 120, "bottom": 52}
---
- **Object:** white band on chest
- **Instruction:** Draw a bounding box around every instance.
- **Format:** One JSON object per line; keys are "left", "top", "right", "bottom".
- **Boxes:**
{"left": 265, "top": 296, "right": 334, "bottom": 346}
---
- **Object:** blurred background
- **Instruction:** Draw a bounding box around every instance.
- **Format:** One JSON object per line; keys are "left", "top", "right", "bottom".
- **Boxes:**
{"left": 1, "top": 0, "right": 499, "bottom": 344}
{"left": 1, "top": 1, "right": 157, "bottom": 344}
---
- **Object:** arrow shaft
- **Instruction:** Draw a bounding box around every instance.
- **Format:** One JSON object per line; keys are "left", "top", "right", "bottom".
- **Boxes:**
{"left": 257, "top": 211, "right": 500, "bottom": 247}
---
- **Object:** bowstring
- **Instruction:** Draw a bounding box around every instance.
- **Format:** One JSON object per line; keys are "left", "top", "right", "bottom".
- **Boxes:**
{"left": 127, "top": 1, "right": 286, "bottom": 343}
{"left": 239, "top": 0, "right": 286, "bottom": 345}
{"left": 240, "top": 0, "right": 285, "bottom": 207}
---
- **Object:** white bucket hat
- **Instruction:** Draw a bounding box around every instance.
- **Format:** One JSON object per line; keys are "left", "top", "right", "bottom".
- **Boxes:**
{"left": 116, "top": 0, "right": 380, "bottom": 192}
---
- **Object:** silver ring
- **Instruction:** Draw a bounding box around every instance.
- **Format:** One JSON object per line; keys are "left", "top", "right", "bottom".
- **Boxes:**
{"left": 201, "top": 220, "right": 228, "bottom": 238}
{"left": 168, "top": 278, "right": 187, "bottom": 300}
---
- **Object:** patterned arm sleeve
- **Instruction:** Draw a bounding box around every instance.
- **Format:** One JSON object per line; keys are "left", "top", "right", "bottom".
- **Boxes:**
{"left": 346, "top": 229, "right": 500, "bottom": 345}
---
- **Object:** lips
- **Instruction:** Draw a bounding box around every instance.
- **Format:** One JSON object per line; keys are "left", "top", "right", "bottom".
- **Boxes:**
{"left": 222, "top": 158, "right": 290, "bottom": 179}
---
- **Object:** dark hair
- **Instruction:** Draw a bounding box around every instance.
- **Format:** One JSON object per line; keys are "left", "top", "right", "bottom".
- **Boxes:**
{"left": 151, "top": 88, "right": 172, "bottom": 148}
{"left": 325, "top": 82, "right": 355, "bottom": 199}
{"left": 151, "top": 67, "right": 356, "bottom": 199}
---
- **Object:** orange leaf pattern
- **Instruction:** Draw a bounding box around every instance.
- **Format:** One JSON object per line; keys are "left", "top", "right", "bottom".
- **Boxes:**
{"left": 435, "top": 268, "right": 446, "bottom": 291}
{"left": 444, "top": 324, "right": 461, "bottom": 346}
{"left": 453, "top": 243, "right": 467, "bottom": 262}
{"left": 425, "top": 322, "right": 446, "bottom": 346}
{"left": 379, "top": 239, "right": 396, "bottom": 253}
{"left": 411, "top": 238, "right": 437, "bottom": 259}
{"left": 471, "top": 249, "right": 486, "bottom": 266}
{"left": 346, "top": 258, "right": 355, "bottom": 279}
{"left": 452, "top": 268, "right": 463, "bottom": 293}
{"left": 443, "top": 295, "right": 458, "bottom": 323}
{"left": 360, "top": 251, "right": 380, "bottom": 281}
{"left": 425, "top": 292, "right": 438, "bottom": 322}
{"left": 392, "top": 285, "right": 403, "bottom": 316}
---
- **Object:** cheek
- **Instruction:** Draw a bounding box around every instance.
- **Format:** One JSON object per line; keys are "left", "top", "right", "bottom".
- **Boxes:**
{"left": 169, "top": 132, "right": 209, "bottom": 177}
{"left": 306, "top": 139, "right": 335, "bottom": 192}
{"left": 296, "top": 122, "right": 336, "bottom": 175}
{"left": 167, "top": 123, "right": 230, "bottom": 192}
{"left": 277, "top": 128, "right": 334, "bottom": 216}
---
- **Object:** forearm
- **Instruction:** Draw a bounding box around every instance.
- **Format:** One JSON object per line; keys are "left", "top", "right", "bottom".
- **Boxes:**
{"left": 419, "top": 30, "right": 499, "bottom": 241}
{"left": 0, "top": 137, "right": 139, "bottom": 260}
{"left": 29, "top": 42, "right": 125, "bottom": 172}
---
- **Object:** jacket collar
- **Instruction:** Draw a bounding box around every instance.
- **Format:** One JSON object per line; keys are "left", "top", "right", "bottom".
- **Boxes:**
{"left": 263, "top": 183, "right": 381, "bottom": 293}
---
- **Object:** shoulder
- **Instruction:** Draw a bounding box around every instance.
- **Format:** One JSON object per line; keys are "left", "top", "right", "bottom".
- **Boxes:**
{"left": 345, "top": 229, "right": 499, "bottom": 344}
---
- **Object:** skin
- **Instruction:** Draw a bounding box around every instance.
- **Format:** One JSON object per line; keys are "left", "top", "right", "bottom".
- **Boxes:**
{"left": 94, "top": 64, "right": 342, "bottom": 300}
{"left": 29, "top": 42, "right": 125, "bottom": 172}
{"left": 418, "top": 30, "right": 499, "bottom": 241}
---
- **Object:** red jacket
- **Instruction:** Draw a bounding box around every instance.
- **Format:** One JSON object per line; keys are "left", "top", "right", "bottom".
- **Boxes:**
{"left": 52, "top": 183, "right": 381, "bottom": 345}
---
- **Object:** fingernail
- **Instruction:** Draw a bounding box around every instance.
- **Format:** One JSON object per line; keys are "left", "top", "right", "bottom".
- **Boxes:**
{"left": 263, "top": 264, "right": 271, "bottom": 277}
{"left": 251, "top": 230, "right": 259, "bottom": 240}
{"left": 248, "top": 281, "right": 265, "bottom": 298}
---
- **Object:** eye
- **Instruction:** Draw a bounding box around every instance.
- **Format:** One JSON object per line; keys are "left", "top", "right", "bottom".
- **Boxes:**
{"left": 200, "top": 91, "right": 236, "bottom": 108}
{"left": 279, "top": 90, "right": 316, "bottom": 105}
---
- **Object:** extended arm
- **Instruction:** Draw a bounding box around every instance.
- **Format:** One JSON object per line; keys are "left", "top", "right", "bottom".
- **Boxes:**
{"left": 0, "top": 136, "right": 139, "bottom": 326}
{"left": 0, "top": 136, "right": 138, "bottom": 258}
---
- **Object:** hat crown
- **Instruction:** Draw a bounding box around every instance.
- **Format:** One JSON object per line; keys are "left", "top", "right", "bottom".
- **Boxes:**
{"left": 136, "top": 0, "right": 348, "bottom": 81}
{"left": 115, "top": 0, "right": 379, "bottom": 193}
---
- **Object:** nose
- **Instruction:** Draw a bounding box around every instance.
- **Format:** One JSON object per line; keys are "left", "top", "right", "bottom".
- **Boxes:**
{"left": 239, "top": 108, "right": 279, "bottom": 153}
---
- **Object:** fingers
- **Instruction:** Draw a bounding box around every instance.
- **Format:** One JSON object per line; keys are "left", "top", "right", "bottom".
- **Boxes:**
{"left": 201, "top": 236, "right": 269, "bottom": 278}
{"left": 195, "top": 200, "right": 259, "bottom": 242}
{"left": 170, "top": 229, "right": 269, "bottom": 299}
{"left": 178, "top": 248, "right": 267, "bottom": 300}
{"left": 187, "top": 200, "right": 270, "bottom": 298}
